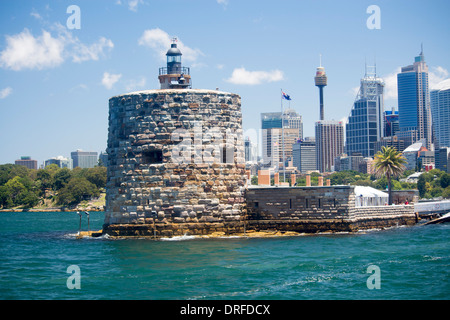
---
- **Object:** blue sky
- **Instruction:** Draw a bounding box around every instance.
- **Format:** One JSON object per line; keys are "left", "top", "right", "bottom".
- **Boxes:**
{"left": 1, "top": 0, "right": 449, "bottom": 166}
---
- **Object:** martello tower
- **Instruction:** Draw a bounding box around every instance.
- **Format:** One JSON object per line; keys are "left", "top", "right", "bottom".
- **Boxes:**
{"left": 314, "top": 55, "right": 327, "bottom": 121}
{"left": 104, "top": 40, "right": 246, "bottom": 238}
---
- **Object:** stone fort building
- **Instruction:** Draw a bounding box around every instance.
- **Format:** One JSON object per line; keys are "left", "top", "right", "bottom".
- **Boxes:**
{"left": 103, "top": 40, "right": 247, "bottom": 237}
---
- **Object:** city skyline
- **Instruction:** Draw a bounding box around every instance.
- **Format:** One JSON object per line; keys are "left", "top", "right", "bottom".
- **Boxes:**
{"left": 1, "top": 0, "right": 449, "bottom": 165}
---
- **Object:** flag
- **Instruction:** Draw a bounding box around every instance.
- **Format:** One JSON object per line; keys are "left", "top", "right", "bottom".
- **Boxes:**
{"left": 282, "top": 91, "right": 291, "bottom": 100}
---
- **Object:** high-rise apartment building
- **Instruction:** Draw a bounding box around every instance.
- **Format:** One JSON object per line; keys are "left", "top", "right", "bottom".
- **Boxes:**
{"left": 71, "top": 149, "right": 98, "bottom": 168}
{"left": 44, "top": 156, "right": 73, "bottom": 169}
{"left": 244, "top": 137, "right": 258, "bottom": 163}
{"left": 261, "top": 110, "right": 302, "bottom": 167}
{"left": 262, "top": 128, "right": 299, "bottom": 167}
{"left": 15, "top": 156, "right": 37, "bottom": 170}
{"left": 397, "top": 48, "right": 432, "bottom": 150}
{"left": 435, "top": 147, "right": 450, "bottom": 173}
{"left": 384, "top": 108, "right": 399, "bottom": 137}
{"left": 346, "top": 66, "right": 385, "bottom": 158}
{"left": 430, "top": 84, "right": 450, "bottom": 149}
{"left": 315, "top": 120, "right": 344, "bottom": 172}
{"left": 292, "top": 137, "right": 317, "bottom": 173}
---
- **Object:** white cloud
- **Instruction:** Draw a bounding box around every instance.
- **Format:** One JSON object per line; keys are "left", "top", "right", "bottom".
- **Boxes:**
{"left": 217, "top": 0, "right": 229, "bottom": 8}
{"left": 30, "top": 10, "right": 43, "bottom": 20}
{"left": 70, "top": 36, "right": 114, "bottom": 63}
{"left": 0, "top": 87, "right": 12, "bottom": 99}
{"left": 102, "top": 72, "right": 122, "bottom": 89}
{"left": 0, "top": 25, "right": 114, "bottom": 71}
{"left": 138, "top": 28, "right": 203, "bottom": 63}
{"left": 116, "top": 0, "right": 144, "bottom": 11}
{"left": 432, "top": 79, "right": 450, "bottom": 91}
{"left": 128, "top": 0, "right": 144, "bottom": 12}
{"left": 429, "top": 66, "right": 450, "bottom": 90}
{"left": 0, "top": 29, "right": 65, "bottom": 70}
{"left": 382, "top": 67, "right": 401, "bottom": 101}
{"left": 225, "top": 67, "right": 284, "bottom": 85}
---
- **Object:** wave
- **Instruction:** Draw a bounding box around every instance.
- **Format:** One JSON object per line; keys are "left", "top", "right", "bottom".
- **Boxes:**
{"left": 160, "top": 234, "right": 198, "bottom": 241}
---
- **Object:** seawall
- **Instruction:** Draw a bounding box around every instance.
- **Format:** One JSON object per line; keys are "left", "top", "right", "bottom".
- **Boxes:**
{"left": 103, "top": 185, "right": 417, "bottom": 238}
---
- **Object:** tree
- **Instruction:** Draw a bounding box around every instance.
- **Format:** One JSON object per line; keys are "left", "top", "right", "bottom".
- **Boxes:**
{"left": 53, "top": 168, "right": 72, "bottom": 190}
{"left": 56, "top": 177, "right": 99, "bottom": 206}
{"left": 85, "top": 166, "right": 107, "bottom": 189}
{"left": 372, "top": 146, "right": 407, "bottom": 205}
{"left": 4, "top": 176, "right": 27, "bottom": 206}
{"left": 440, "top": 173, "right": 450, "bottom": 189}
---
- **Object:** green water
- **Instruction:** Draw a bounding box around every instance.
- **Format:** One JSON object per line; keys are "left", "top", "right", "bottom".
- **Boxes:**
{"left": 0, "top": 211, "right": 448, "bottom": 300}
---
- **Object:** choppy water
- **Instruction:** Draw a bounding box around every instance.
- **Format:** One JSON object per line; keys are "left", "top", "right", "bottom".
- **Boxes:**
{"left": 0, "top": 212, "right": 448, "bottom": 300}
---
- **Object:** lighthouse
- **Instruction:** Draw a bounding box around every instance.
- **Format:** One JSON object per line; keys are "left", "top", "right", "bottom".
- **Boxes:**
{"left": 158, "top": 38, "right": 192, "bottom": 89}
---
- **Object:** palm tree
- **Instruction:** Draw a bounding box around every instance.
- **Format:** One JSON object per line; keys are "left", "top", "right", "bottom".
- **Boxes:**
{"left": 372, "top": 146, "right": 407, "bottom": 205}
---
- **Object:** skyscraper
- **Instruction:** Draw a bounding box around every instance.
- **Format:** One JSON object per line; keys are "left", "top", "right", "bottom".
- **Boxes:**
{"left": 397, "top": 48, "right": 432, "bottom": 150}
{"left": 261, "top": 110, "right": 302, "bottom": 167}
{"left": 292, "top": 137, "right": 317, "bottom": 173}
{"left": 244, "top": 137, "right": 257, "bottom": 163}
{"left": 346, "top": 66, "right": 385, "bottom": 157}
{"left": 45, "top": 156, "right": 73, "bottom": 169}
{"left": 315, "top": 121, "right": 344, "bottom": 172}
{"left": 430, "top": 83, "right": 450, "bottom": 149}
{"left": 15, "top": 156, "right": 37, "bottom": 170}
{"left": 71, "top": 150, "right": 98, "bottom": 168}
{"left": 384, "top": 108, "right": 399, "bottom": 137}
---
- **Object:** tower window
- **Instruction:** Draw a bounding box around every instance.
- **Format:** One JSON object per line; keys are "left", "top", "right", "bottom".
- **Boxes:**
{"left": 142, "top": 150, "right": 163, "bottom": 164}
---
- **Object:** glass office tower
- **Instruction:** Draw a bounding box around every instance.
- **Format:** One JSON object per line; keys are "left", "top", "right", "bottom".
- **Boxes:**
{"left": 346, "top": 66, "right": 385, "bottom": 157}
{"left": 397, "top": 49, "right": 432, "bottom": 150}
{"left": 431, "top": 84, "right": 450, "bottom": 148}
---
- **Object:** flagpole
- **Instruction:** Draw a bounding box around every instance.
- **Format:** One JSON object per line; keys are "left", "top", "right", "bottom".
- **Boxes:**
{"left": 281, "top": 89, "right": 285, "bottom": 183}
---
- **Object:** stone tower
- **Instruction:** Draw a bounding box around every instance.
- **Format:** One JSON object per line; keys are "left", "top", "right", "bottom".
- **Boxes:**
{"left": 103, "top": 42, "right": 247, "bottom": 238}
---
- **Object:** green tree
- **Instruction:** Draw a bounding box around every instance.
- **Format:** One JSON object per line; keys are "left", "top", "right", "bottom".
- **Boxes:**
{"left": 440, "top": 173, "right": 450, "bottom": 189}
{"left": 442, "top": 186, "right": 450, "bottom": 199}
{"left": 4, "top": 176, "right": 27, "bottom": 206}
{"left": 53, "top": 168, "right": 72, "bottom": 190}
{"left": 36, "top": 169, "right": 52, "bottom": 195}
{"left": 56, "top": 177, "right": 99, "bottom": 206}
{"left": 417, "top": 175, "right": 426, "bottom": 198}
{"left": 85, "top": 166, "right": 107, "bottom": 189}
{"left": 0, "top": 185, "right": 12, "bottom": 208}
{"left": 372, "top": 146, "right": 407, "bottom": 205}
{"left": 20, "top": 190, "right": 40, "bottom": 209}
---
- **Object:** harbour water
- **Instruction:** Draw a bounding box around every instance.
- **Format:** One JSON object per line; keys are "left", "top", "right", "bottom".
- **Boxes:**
{"left": 0, "top": 211, "right": 448, "bottom": 300}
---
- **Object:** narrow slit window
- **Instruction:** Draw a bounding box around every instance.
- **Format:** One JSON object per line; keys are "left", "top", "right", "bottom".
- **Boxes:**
{"left": 142, "top": 150, "right": 163, "bottom": 164}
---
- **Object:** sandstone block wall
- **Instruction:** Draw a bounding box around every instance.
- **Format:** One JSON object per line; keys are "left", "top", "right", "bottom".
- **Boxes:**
{"left": 245, "top": 186, "right": 355, "bottom": 221}
{"left": 245, "top": 186, "right": 417, "bottom": 232}
{"left": 104, "top": 89, "right": 247, "bottom": 233}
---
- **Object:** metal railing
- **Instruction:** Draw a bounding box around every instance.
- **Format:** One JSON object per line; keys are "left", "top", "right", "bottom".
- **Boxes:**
{"left": 159, "top": 67, "right": 190, "bottom": 75}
